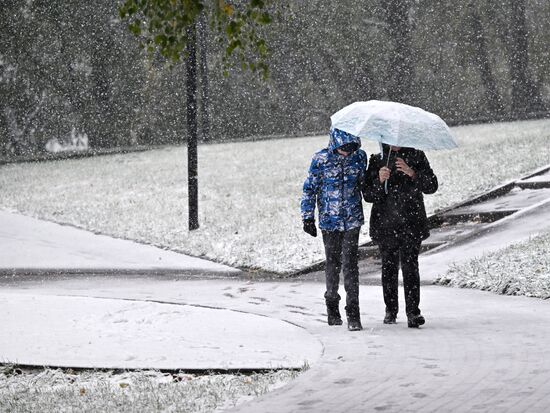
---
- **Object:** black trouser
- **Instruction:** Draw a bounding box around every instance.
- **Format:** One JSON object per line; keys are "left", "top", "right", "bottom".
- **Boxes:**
{"left": 378, "top": 236, "right": 421, "bottom": 317}
{"left": 322, "top": 228, "right": 360, "bottom": 311}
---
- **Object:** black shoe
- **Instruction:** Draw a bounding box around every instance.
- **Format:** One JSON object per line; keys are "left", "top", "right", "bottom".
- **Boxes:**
{"left": 347, "top": 318, "right": 363, "bottom": 331}
{"left": 345, "top": 305, "right": 362, "bottom": 331}
{"left": 407, "top": 314, "right": 425, "bottom": 328}
{"left": 328, "top": 313, "right": 343, "bottom": 326}
{"left": 383, "top": 312, "right": 397, "bottom": 324}
{"left": 326, "top": 303, "right": 343, "bottom": 326}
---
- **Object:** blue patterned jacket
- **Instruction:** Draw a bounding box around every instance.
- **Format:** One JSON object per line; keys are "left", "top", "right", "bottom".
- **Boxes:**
{"left": 301, "top": 129, "right": 368, "bottom": 232}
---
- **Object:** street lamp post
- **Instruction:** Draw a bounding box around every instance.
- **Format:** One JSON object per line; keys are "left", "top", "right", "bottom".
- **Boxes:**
{"left": 186, "top": 23, "right": 199, "bottom": 230}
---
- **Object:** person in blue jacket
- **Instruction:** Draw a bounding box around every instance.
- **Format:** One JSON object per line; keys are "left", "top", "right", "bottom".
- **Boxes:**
{"left": 301, "top": 128, "right": 368, "bottom": 331}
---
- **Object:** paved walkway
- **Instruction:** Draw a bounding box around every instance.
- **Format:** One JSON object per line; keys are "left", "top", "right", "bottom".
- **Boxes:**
{"left": 2, "top": 200, "right": 550, "bottom": 411}
{"left": 230, "top": 285, "right": 550, "bottom": 413}
{"left": 0, "top": 210, "right": 239, "bottom": 276}
{"left": 2, "top": 276, "right": 550, "bottom": 412}
{"left": 0, "top": 290, "right": 322, "bottom": 370}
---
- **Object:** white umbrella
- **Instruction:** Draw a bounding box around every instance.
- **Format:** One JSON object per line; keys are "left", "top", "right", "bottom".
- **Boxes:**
{"left": 330, "top": 100, "right": 457, "bottom": 151}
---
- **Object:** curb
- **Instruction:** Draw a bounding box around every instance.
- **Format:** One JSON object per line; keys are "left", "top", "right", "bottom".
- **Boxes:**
{"left": 0, "top": 268, "right": 242, "bottom": 278}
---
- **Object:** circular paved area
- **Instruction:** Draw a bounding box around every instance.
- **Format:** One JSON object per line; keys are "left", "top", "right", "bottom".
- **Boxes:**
{"left": 0, "top": 293, "right": 322, "bottom": 370}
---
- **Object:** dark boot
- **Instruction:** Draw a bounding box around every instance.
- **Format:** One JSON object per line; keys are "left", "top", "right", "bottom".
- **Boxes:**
{"left": 383, "top": 311, "right": 397, "bottom": 324}
{"left": 326, "top": 304, "right": 343, "bottom": 326}
{"left": 326, "top": 299, "right": 342, "bottom": 326}
{"left": 407, "top": 314, "right": 425, "bottom": 328}
{"left": 345, "top": 305, "right": 362, "bottom": 331}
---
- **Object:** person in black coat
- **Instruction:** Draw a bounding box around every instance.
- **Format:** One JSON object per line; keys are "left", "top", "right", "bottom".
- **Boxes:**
{"left": 363, "top": 144, "right": 438, "bottom": 328}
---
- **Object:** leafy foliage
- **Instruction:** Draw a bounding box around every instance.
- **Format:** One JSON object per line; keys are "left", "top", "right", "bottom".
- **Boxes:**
{"left": 119, "top": 0, "right": 276, "bottom": 78}
{"left": 2, "top": 0, "right": 550, "bottom": 158}
{"left": 0, "top": 1, "right": 147, "bottom": 155}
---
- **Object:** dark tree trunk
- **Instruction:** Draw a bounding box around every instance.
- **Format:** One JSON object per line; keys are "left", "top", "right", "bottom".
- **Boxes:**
{"left": 0, "top": 109, "right": 8, "bottom": 155}
{"left": 466, "top": 6, "right": 505, "bottom": 115}
{"left": 197, "top": 12, "right": 210, "bottom": 143}
{"left": 90, "top": 46, "right": 112, "bottom": 149}
{"left": 355, "top": 60, "right": 377, "bottom": 101}
{"left": 382, "top": 0, "right": 414, "bottom": 104}
{"left": 186, "top": 24, "right": 199, "bottom": 231}
{"left": 508, "top": 0, "right": 546, "bottom": 114}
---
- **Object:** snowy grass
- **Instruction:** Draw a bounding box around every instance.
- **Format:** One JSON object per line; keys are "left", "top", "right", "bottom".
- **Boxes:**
{"left": 0, "top": 119, "right": 549, "bottom": 273}
{"left": 435, "top": 231, "right": 550, "bottom": 299}
{"left": 0, "top": 366, "right": 300, "bottom": 413}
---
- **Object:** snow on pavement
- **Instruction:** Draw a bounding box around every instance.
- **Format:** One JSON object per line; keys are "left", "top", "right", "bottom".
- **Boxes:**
{"left": 0, "top": 292, "right": 322, "bottom": 370}
{"left": 1, "top": 178, "right": 549, "bottom": 375}
{"left": 1, "top": 124, "right": 549, "bottom": 409}
{"left": 3, "top": 277, "right": 550, "bottom": 412}
{"left": 230, "top": 285, "right": 550, "bottom": 413}
{"left": 0, "top": 210, "right": 239, "bottom": 275}
{"left": 419, "top": 195, "right": 550, "bottom": 282}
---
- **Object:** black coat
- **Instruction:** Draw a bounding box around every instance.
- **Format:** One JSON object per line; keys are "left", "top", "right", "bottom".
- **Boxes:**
{"left": 363, "top": 146, "right": 438, "bottom": 244}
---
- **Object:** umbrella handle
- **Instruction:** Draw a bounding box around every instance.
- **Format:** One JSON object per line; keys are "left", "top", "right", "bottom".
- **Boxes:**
{"left": 384, "top": 145, "right": 391, "bottom": 194}
{"left": 378, "top": 142, "right": 390, "bottom": 194}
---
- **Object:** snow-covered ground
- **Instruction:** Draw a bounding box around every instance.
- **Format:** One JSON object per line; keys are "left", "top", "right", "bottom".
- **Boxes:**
{"left": 0, "top": 366, "right": 299, "bottom": 413}
{"left": 1, "top": 119, "right": 549, "bottom": 412}
{"left": 1, "top": 119, "right": 549, "bottom": 273}
{"left": 436, "top": 230, "right": 550, "bottom": 299}
{"left": 0, "top": 293, "right": 321, "bottom": 370}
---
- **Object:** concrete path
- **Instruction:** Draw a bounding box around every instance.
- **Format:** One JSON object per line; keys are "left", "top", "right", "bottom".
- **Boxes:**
{"left": 233, "top": 286, "right": 550, "bottom": 413}
{"left": 0, "top": 290, "right": 322, "bottom": 370}
{"left": 0, "top": 210, "right": 239, "bottom": 276}
{"left": 2, "top": 276, "right": 550, "bottom": 412}
{"left": 2, "top": 201, "right": 550, "bottom": 411}
{"left": 419, "top": 196, "right": 550, "bottom": 282}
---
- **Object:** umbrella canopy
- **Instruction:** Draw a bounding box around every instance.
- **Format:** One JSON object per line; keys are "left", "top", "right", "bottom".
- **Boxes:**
{"left": 330, "top": 100, "right": 457, "bottom": 151}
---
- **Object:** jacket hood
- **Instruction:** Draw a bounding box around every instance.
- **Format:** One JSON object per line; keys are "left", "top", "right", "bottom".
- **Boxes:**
{"left": 328, "top": 128, "right": 362, "bottom": 153}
